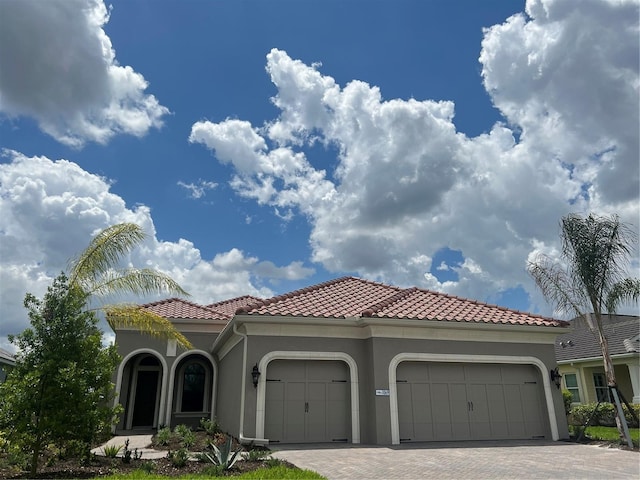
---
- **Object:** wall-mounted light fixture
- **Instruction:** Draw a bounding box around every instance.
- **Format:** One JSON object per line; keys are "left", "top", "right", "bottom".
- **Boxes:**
{"left": 251, "top": 364, "right": 261, "bottom": 388}
{"left": 550, "top": 367, "right": 562, "bottom": 389}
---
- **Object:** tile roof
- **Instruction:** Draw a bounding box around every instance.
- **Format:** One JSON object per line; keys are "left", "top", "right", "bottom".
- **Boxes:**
{"left": 141, "top": 298, "right": 230, "bottom": 321}
{"left": 555, "top": 315, "right": 640, "bottom": 361}
{"left": 236, "top": 276, "right": 566, "bottom": 328}
{"left": 207, "top": 296, "right": 263, "bottom": 316}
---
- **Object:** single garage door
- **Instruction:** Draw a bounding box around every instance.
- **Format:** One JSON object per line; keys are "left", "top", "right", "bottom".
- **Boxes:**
{"left": 397, "top": 362, "right": 547, "bottom": 442}
{"left": 265, "top": 360, "right": 350, "bottom": 443}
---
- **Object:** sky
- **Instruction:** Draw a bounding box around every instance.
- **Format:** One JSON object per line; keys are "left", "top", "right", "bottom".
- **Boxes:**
{"left": 0, "top": 0, "right": 638, "bottom": 352}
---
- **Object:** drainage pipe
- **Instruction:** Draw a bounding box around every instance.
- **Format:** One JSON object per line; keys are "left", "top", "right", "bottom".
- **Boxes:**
{"left": 233, "top": 323, "right": 269, "bottom": 446}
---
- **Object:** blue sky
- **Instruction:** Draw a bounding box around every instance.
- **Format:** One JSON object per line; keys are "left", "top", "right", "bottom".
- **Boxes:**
{"left": 1, "top": 0, "right": 638, "bottom": 349}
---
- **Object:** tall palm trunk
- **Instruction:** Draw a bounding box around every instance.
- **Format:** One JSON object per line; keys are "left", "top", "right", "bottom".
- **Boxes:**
{"left": 593, "top": 313, "right": 625, "bottom": 437}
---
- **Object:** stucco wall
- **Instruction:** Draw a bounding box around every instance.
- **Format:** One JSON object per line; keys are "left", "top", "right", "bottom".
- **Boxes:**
{"left": 216, "top": 340, "right": 243, "bottom": 437}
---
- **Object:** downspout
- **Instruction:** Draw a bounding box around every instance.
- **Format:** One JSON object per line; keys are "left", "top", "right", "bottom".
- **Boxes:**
{"left": 233, "top": 323, "right": 269, "bottom": 446}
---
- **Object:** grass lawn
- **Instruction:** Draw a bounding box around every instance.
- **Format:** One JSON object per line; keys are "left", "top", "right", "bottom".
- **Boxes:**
{"left": 95, "top": 465, "right": 326, "bottom": 479}
{"left": 570, "top": 425, "right": 640, "bottom": 447}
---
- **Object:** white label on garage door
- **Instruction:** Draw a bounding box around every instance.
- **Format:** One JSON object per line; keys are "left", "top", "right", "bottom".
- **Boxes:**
{"left": 376, "top": 389, "right": 390, "bottom": 396}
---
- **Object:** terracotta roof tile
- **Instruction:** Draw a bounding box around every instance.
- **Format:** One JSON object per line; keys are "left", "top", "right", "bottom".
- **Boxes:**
{"left": 208, "top": 296, "right": 263, "bottom": 316}
{"left": 141, "top": 298, "right": 229, "bottom": 321}
{"left": 239, "top": 277, "right": 566, "bottom": 328}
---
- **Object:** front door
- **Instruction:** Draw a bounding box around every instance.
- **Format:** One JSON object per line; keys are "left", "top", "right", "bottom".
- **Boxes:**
{"left": 131, "top": 370, "right": 160, "bottom": 428}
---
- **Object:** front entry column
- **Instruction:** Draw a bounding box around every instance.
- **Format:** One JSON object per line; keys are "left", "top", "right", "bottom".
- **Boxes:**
{"left": 627, "top": 362, "right": 640, "bottom": 404}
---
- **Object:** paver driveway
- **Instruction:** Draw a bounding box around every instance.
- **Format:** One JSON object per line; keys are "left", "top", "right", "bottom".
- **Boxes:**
{"left": 272, "top": 440, "right": 640, "bottom": 480}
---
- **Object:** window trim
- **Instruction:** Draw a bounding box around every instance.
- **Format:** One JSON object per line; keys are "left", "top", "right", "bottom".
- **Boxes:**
{"left": 563, "top": 372, "right": 582, "bottom": 403}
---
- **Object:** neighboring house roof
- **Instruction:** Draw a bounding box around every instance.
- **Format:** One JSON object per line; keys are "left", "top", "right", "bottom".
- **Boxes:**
{"left": 0, "top": 347, "right": 15, "bottom": 366}
{"left": 555, "top": 315, "right": 640, "bottom": 362}
{"left": 141, "top": 298, "right": 230, "bottom": 321}
{"left": 236, "top": 276, "right": 566, "bottom": 328}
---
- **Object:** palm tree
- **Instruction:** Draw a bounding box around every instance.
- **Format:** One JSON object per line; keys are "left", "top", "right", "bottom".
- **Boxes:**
{"left": 69, "top": 223, "right": 193, "bottom": 349}
{"left": 528, "top": 213, "right": 639, "bottom": 443}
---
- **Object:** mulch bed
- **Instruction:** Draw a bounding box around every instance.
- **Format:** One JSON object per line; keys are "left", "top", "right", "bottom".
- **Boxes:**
{"left": 0, "top": 455, "right": 292, "bottom": 479}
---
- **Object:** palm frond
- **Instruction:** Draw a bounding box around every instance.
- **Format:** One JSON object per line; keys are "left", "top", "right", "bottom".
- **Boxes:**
{"left": 87, "top": 268, "right": 189, "bottom": 298}
{"left": 69, "top": 224, "right": 146, "bottom": 290}
{"left": 527, "top": 254, "right": 587, "bottom": 317}
{"left": 606, "top": 278, "right": 640, "bottom": 314}
{"left": 105, "top": 305, "right": 193, "bottom": 350}
{"left": 561, "top": 213, "right": 636, "bottom": 313}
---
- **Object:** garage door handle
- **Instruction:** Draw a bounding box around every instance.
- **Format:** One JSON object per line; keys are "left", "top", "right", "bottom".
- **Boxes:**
{"left": 468, "top": 401, "right": 474, "bottom": 411}
{"left": 305, "top": 402, "right": 309, "bottom": 413}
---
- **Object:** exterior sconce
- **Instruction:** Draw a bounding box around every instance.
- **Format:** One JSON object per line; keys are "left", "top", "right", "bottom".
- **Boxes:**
{"left": 251, "top": 364, "right": 261, "bottom": 388}
{"left": 550, "top": 367, "right": 562, "bottom": 389}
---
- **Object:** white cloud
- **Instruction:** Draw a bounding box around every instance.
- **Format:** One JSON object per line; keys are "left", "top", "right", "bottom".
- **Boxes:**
{"left": 0, "top": 0, "right": 169, "bottom": 147}
{"left": 177, "top": 179, "right": 218, "bottom": 199}
{"left": 0, "top": 151, "right": 313, "bottom": 351}
{"left": 191, "top": 0, "right": 639, "bottom": 317}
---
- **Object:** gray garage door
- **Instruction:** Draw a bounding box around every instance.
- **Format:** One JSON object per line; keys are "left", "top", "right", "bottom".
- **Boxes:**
{"left": 265, "top": 360, "right": 350, "bottom": 443}
{"left": 397, "top": 362, "right": 547, "bottom": 442}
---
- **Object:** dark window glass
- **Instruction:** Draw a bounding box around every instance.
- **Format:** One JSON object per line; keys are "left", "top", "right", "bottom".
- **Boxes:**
{"left": 181, "top": 363, "right": 205, "bottom": 412}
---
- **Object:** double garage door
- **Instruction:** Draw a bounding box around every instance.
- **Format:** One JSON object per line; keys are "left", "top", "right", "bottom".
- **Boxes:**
{"left": 397, "top": 362, "right": 547, "bottom": 442}
{"left": 265, "top": 360, "right": 351, "bottom": 443}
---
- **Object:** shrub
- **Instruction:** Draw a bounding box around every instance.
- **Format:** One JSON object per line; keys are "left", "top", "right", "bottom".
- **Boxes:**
{"left": 173, "top": 424, "right": 191, "bottom": 438}
{"left": 102, "top": 444, "right": 123, "bottom": 458}
{"left": 200, "top": 417, "right": 220, "bottom": 435}
{"left": 138, "top": 461, "right": 156, "bottom": 473}
{"left": 562, "top": 390, "right": 573, "bottom": 415}
{"left": 167, "top": 448, "right": 190, "bottom": 468}
{"left": 155, "top": 427, "right": 172, "bottom": 446}
{"left": 244, "top": 448, "right": 271, "bottom": 461}
{"left": 569, "top": 402, "right": 640, "bottom": 427}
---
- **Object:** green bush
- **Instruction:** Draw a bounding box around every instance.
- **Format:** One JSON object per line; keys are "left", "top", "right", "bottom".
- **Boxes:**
{"left": 569, "top": 402, "right": 640, "bottom": 427}
{"left": 102, "top": 444, "right": 123, "bottom": 458}
{"left": 200, "top": 417, "right": 220, "bottom": 436}
{"left": 167, "top": 448, "right": 189, "bottom": 468}
{"left": 562, "top": 390, "right": 573, "bottom": 415}
{"left": 155, "top": 427, "right": 172, "bottom": 446}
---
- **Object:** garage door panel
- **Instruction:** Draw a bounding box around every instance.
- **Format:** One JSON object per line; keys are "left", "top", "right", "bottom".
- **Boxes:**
{"left": 265, "top": 382, "right": 284, "bottom": 441}
{"left": 431, "top": 364, "right": 465, "bottom": 382}
{"left": 284, "top": 382, "right": 306, "bottom": 442}
{"left": 397, "top": 383, "right": 415, "bottom": 440}
{"left": 398, "top": 362, "right": 429, "bottom": 382}
{"left": 396, "top": 362, "right": 548, "bottom": 442}
{"left": 265, "top": 360, "right": 350, "bottom": 443}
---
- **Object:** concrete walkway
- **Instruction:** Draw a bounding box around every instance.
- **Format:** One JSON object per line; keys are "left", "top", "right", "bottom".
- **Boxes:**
{"left": 91, "top": 434, "right": 168, "bottom": 459}
{"left": 271, "top": 441, "right": 640, "bottom": 480}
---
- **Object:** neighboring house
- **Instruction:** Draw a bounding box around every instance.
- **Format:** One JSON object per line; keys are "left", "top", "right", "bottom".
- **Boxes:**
{"left": 556, "top": 315, "right": 640, "bottom": 405}
{"left": 113, "top": 276, "right": 570, "bottom": 445}
{"left": 0, "top": 347, "right": 15, "bottom": 383}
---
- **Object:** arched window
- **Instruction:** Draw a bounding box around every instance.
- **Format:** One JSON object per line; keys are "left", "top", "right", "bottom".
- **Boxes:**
{"left": 180, "top": 361, "right": 206, "bottom": 412}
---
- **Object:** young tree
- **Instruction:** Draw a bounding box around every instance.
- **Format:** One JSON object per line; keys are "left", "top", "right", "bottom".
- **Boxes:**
{"left": 528, "top": 213, "right": 639, "bottom": 444}
{"left": 69, "top": 223, "right": 192, "bottom": 349}
{"left": 0, "top": 274, "right": 121, "bottom": 475}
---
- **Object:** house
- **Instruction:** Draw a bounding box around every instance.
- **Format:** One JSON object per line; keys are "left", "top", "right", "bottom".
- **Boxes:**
{"left": 556, "top": 314, "right": 640, "bottom": 405}
{"left": 113, "top": 276, "right": 570, "bottom": 445}
{"left": 0, "top": 347, "right": 15, "bottom": 383}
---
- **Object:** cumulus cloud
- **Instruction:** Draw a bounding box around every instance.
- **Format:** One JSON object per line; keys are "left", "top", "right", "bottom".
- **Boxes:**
{"left": 191, "top": 0, "right": 639, "bottom": 316}
{"left": 0, "top": 151, "right": 313, "bottom": 351}
{"left": 0, "top": 0, "right": 169, "bottom": 147}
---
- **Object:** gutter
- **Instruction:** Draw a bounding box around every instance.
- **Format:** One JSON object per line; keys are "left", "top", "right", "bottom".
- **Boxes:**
{"left": 232, "top": 323, "right": 269, "bottom": 446}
